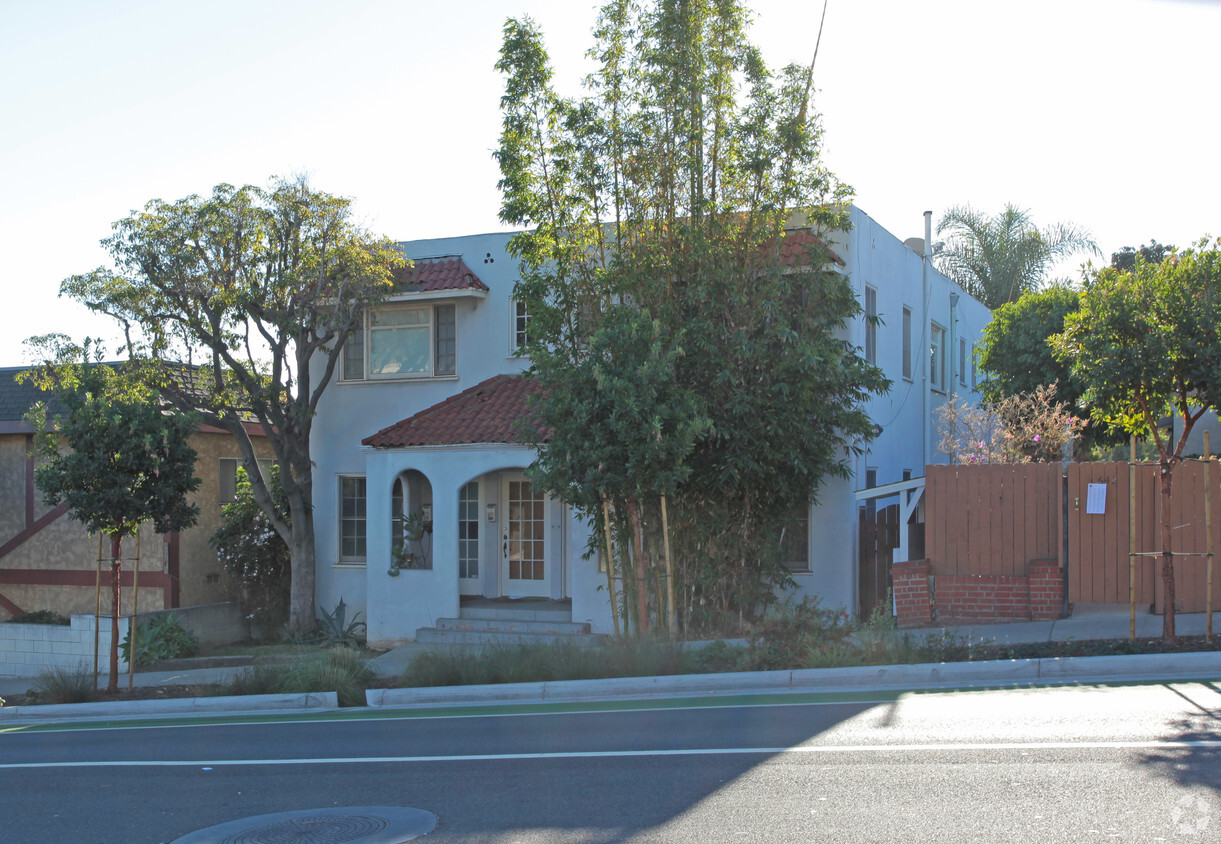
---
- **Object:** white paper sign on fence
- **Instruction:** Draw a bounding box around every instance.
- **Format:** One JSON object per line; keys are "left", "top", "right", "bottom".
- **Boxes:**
{"left": 1086, "top": 483, "right": 1107, "bottom": 515}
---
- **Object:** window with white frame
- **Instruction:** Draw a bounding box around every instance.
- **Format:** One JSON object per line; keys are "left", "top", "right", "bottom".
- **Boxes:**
{"left": 901, "top": 306, "right": 912, "bottom": 380}
{"left": 959, "top": 338, "right": 967, "bottom": 386}
{"left": 341, "top": 303, "right": 456, "bottom": 381}
{"left": 338, "top": 475, "right": 367, "bottom": 563}
{"left": 930, "top": 323, "right": 946, "bottom": 392}
{"left": 511, "top": 299, "right": 531, "bottom": 354}
{"left": 864, "top": 285, "right": 877, "bottom": 365}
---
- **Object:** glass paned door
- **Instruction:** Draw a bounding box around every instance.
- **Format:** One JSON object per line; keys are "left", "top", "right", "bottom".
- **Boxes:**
{"left": 501, "top": 474, "right": 548, "bottom": 597}
{"left": 458, "top": 481, "right": 481, "bottom": 595}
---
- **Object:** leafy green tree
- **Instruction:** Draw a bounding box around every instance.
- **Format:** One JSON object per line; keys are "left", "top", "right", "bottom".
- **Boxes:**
{"left": 43, "top": 179, "right": 405, "bottom": 633}
{"left": 1110, "top": 240, "right": 1175, "bottom": 272}
{"left": 935, "top": 203, "right": 1099, "bottom": 309}
{"left": 27, "top": 358, "right": 199, "bottom": 691}
{"left": 211, "top": 466, "right": 291, "bottom": 639}
{"left": 1055, "top": 238, "right": 1221, "bottom": 643}
{"left": 977, "top": 286, "right": 1080, "bottom": 406}
{"left": 496, "top": 1, "right": 887, "bottom": 634}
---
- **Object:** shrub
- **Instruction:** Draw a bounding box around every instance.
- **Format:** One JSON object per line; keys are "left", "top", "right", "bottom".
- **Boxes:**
{"left": 5, "top": 610, "right": 70, "bottom": 625}
{"left": 120, "top": 613, "right": 199, "bottom": 666}
{"left": 32, "top": 663, "right": 94, "bottom": 704}
{"left": 306, "top": 598, "right": 367, "bottom": 648}
{"left": 284, "top": 648, "right": 375, "bottom": 707}
{"left": 747, "top": 597, "right": 855, "bottom": 671}
{"left": 225, "top": 663, "right": 290, "bottom": 697}
{"left": 211, "top": 465, "right": 291, "bottom": 638}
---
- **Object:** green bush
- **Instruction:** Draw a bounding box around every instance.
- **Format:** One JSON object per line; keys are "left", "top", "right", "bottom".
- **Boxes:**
{"left": 31, "top": 663, "right": 95, "bottom": 704}
{"left": 284, "top": 648, "right": 375, "bottom": 707}
{"left": 225, "top": 663, "right": 290, "bottom": 697}
{"left": 746, "top": 597, "right": 855, "bottom": 671}
{"left": 5, "top": 610, "right": 70, "bottom": 625}
{"left": 120, "top": 613, "right": 199, "bottom": 666}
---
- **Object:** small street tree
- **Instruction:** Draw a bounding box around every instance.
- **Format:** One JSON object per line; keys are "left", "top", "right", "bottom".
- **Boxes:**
{"left": 43, "top": 179, "right": 405, "bottom": 632}
{"left": 496, "top": 1, "right": 887, "bottom": 634}
{"left": 1054, "top": 238, "right": 1221, "bottom": 643}
{"left": 27, "top": 358, "right": 199, "bottom": 692}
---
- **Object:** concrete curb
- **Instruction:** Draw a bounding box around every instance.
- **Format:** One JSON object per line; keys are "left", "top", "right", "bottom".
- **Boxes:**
{"left": 0, "top": 691, "right": 339, "bottom": 722}
{"left": 367, "top": 651, "right": 1221, "bottom": 708}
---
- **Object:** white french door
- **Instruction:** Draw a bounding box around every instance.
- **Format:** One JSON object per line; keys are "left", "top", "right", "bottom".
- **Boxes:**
{"left": 500, "top": 473, "right": 548, "bottom": 597}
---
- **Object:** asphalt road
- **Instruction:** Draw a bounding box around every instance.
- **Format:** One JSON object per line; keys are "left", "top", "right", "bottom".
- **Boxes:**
{"left": 3, "top": 681, "right": 1219, "bottom": 842}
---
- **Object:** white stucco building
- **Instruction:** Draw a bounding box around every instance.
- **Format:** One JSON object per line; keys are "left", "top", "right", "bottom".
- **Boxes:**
{"left": 310, "top": 207, "right": 990, "bottom": 644}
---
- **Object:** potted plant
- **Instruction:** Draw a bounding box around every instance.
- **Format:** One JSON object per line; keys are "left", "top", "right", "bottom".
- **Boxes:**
{"left": 389, "top": 508, "right": 433, "bottom": 575}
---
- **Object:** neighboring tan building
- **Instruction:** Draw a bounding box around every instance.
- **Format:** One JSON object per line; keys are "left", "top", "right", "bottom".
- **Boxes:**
{"left": 0, "top": 367, "right": 275, "bottom": 620}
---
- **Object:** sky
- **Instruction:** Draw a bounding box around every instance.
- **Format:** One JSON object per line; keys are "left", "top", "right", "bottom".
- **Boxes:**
{"left": 2, "top": 0, "right": 1218, "bottom": 365}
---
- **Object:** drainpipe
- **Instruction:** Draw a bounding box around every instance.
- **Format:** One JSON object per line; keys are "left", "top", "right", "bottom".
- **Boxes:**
{"left": 922, "top": 211, "right": 931, "bottom": 469}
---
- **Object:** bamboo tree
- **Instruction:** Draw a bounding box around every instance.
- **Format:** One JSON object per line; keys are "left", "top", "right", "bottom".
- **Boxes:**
{"left": 497, "top": 1, "right": 885, "bottom": 636}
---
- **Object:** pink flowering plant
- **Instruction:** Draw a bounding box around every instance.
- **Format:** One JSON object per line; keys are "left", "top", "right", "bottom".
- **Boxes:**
{"left": 937, "top": 382, "right": 1084, "bottom": 464}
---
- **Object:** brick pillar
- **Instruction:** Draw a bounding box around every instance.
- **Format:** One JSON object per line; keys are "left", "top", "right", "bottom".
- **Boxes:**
{"left": 893, "top": 560, "right": 933, "bottom": 628}
{"left": 1027, "top": 560, "right": 1064, "bottom": 620}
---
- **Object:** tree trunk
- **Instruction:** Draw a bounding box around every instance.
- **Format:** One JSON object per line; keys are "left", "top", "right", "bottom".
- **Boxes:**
{"left": 109, "top": 534, "right": 122, "bottom": 694}
{"left": 288, "top": 511, "right": 317, "bottom": 636}
{"left": 626, "top": 497, "right": 649, "bottom": 636}
{"left": 1160, "top": 461, "right": 1177, "bottom": 644}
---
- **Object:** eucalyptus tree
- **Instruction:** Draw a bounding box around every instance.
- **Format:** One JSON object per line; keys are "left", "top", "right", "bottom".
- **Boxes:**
{"left": 27, "top": 357, "right": 199, "bottom": 691}
{"left": 936, "top": 203, "right": 1099, "bottom": 309}
{"left": 43, "top": 179, "right": 405, "bottom": 633}
{"left": 1055, "top": 238, "right": 1221, "bottom": 643}
{"left": 496, "top": 1, "right": 887, "bottom": 634}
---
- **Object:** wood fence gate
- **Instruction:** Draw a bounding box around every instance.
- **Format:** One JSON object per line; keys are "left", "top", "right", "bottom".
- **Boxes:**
{"left": 859, "top": 503, "right": 900, "bottom": 618}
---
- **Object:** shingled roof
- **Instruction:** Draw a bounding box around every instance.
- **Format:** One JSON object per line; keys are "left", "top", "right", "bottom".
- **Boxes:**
{"left": 0, "top": 366, "right": 72, "bottom": 429}
{"left": 392, "top": 256, "right": 489, "bottom": 294}
{"left": 362, "top": 374, "right": 545, "bottom": 448}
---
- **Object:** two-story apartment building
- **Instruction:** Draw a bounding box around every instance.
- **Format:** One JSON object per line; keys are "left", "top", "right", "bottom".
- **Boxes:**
{"left": 310, "top": 206, "right": 990, "bottom": 645}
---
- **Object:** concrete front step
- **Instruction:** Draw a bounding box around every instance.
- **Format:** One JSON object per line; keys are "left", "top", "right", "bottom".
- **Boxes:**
{"left": 459, "top": 606, "right": 574, "bottom": 624}
{"left": 413, "top": 628, "right": 604, "bottom": 647}
{"left": 437, "top": 617, "right": 592, "bottom": 635}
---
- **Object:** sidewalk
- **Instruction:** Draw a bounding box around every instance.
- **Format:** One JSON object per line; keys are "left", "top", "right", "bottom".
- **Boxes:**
{"left": 2, "top": 605, "right": 1219, "bottom": 716}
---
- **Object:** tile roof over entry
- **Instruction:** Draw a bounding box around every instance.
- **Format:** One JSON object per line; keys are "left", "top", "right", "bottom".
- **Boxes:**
{"left": 362, "top": 374, "right": 544, "bottom": 448}
{"left": 392, "top": 256, "right": 489, "bottom": 293}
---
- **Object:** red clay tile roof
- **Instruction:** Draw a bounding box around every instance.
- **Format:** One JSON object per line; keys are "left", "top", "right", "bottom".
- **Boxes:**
{"left": 362, "top": 374, "right": 545, "bottom": 448}
{"left": 392, "top": 256, "right": 489, "bottom": 293}
{"left": 773, "top": 229, "right": 845, "bottom": 268}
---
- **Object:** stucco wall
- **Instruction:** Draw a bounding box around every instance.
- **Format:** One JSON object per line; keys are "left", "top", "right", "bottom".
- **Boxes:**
{"left": 310, "top": 218, "right": 990, "bottom": 629}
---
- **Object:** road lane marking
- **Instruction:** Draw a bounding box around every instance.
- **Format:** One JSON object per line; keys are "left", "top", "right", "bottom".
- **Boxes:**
{"left": 3, "top": 739, "right": 1220, "bottom": 769}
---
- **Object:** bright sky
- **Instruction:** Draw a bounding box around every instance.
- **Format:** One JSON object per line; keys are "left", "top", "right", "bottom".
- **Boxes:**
{"left": 2, "top": 0, "right": 1217, "bottom": 365}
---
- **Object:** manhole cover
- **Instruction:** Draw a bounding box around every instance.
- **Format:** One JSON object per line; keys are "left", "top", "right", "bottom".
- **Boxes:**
{"left": 171, "top": 807, "right": 436, "bottom": 844}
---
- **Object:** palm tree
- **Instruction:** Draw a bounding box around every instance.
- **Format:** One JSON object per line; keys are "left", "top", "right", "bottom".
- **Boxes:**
{"left": 935, "top": 204, "right": 1099, "bottom": 310}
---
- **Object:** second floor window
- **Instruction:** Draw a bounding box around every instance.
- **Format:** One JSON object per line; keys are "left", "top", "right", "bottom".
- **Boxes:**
{"left": 512, "top": 299, "right": 531, "bottom": 354}
{"left": 342, "top": 303, "right": 456, "bottom": 381}
{"left": 930, "top": 324, "right": 946, "bottom": 392}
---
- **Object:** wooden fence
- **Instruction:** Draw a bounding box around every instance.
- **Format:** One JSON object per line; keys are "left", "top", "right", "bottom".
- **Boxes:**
{"left": 923, "top": 461, "right": 1221, "bottom": 614}
{"left": 925, "top": 463, "right": 1063, "bottom": 578}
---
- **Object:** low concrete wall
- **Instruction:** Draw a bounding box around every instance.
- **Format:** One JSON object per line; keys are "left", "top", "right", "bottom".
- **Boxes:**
{"left": 133, "top": 602, "right": 246, "bottom": 648}
{"left": 0, "top": 614, "right": 130, "bottom": 678}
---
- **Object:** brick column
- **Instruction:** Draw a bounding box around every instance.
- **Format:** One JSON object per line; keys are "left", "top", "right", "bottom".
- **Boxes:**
{"left": 1027, "top": 560, "right": 1064, "bottom": 620}
{"left": 893, "top": 560, "right": 933, "bottom": 628}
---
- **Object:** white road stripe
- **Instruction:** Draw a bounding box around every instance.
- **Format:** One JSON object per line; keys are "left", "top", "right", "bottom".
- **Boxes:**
{"left": 2, "top": 740, "right": 1219, "bottom": 769}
